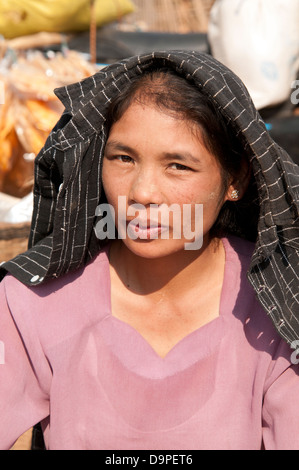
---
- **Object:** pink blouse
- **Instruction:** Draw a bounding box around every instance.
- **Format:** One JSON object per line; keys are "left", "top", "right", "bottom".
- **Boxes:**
{"left": 0, "top": 236, "right": 299, "bottom": 450}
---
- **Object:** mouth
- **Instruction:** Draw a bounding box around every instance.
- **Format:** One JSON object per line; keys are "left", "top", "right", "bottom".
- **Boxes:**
{"left": 126, "top": 219, "right": 168, "bottom": 240}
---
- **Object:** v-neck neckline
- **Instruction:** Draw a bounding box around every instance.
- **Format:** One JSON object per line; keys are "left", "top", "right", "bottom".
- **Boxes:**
{"left": 97, "top": 237, "right": 238, "bottom": 375}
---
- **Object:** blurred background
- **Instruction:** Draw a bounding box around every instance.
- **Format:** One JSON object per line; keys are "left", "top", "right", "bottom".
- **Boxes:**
{"left": 0, "top": 0, "right": 298, "bottom": 450}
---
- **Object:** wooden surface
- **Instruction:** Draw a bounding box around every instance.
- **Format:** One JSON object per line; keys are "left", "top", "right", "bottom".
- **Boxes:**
{"left": 123, "top": 0, "right": 215, "bottom": 32}
{"left": 0, "top": 222, "right": 33, "bottom": 449}
{"left": 0, "top": 222, "right": 31, "bottom": 262}
{"left": 10, "top": 429, "right": 33, "bottom": 451}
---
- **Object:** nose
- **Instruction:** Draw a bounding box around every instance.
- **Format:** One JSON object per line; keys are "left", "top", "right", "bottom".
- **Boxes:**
{"left": 128, "top": 167, "right": 163, "bottom": 207}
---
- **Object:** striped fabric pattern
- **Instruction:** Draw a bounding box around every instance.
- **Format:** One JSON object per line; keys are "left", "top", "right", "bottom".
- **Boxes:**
{"left": 1, "top": 51, "right": 298, "bottom": 345}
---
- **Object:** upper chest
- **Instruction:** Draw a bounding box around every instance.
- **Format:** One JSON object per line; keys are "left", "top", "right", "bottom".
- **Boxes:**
{"left": 109, "top": 272, "right": 224, "bottom": 358}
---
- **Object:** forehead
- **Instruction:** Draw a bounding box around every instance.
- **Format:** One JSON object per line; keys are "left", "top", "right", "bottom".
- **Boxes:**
{"left": 105, "top": 102, "right": 222, "bottom": 170}
{"left": 108, "top": 100, "right": 200, "bottom": 138}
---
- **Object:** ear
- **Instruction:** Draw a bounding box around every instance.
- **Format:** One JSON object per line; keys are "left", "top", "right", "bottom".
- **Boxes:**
{"left": 225, "top": 159, "right": 251, "bottom": 203}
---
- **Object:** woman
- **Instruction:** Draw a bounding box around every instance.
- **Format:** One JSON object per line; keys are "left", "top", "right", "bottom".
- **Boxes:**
{"left": 0, "top": 51, "right": 299, "bottom": 450}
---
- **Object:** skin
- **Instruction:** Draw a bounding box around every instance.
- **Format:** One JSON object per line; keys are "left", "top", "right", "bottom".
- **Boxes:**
{"left": 102, "top": 100, "right": 242, "bottom": 358}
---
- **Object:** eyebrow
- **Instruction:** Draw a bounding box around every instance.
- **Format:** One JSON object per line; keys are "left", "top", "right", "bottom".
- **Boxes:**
{"left": 105, "top": 140, "right": 201, "bottom": 165}
{"left": 105, "top": 141, "right": 138, "bottom": 157}
{"left": 162, "top": 152, "right": 201, "bottom": 166}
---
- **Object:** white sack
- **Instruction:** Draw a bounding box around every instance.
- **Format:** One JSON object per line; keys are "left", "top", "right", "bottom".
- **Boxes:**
{"left": 208, "top": 0, "right": 299, "bottom": 109}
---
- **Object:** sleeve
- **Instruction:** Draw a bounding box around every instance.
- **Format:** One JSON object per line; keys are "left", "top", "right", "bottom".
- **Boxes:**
{"left": 0, "top": 278, "right": 50, "bottom": 450}
{"left": 262, "top": 356, "right": 299, "bottom": 450}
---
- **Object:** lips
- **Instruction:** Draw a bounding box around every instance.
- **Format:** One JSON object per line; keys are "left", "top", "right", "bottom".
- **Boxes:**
{"left": 126, "top": 219, "right": 168, "bottom": 239}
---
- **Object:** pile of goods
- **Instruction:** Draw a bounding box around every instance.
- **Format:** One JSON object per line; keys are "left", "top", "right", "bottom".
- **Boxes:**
{"left": 0, "top": 49, "right": 98, "bottom": 198}
{"left": 0, "top": 0, "right": 134, "bottom": 39}
{"left": 0, "top": 0, "right": 135, "bottom": 198}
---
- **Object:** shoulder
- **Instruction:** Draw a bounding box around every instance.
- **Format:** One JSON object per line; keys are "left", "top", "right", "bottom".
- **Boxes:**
{"left": 1, "top": 245, "right": 111, "bottom": 347}
{"left": 3, "top": 244, "right": 110, "bottom": 301}
{"left": 222, "top": 236, "right": 291, "bottom": 356}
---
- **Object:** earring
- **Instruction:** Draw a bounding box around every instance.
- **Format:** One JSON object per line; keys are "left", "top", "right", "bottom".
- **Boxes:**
{"left": 231, "top": 189, "right": 239, "bottom": 200}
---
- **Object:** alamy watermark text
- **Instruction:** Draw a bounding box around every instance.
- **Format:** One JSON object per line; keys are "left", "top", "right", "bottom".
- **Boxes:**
{"left": 94, "top": 196, "right": 203, "bottom": 250}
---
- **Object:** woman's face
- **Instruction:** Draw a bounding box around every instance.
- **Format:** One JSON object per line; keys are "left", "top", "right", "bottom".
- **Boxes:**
{"left": 102, "top": 101, "right": 234, "bottom": 259}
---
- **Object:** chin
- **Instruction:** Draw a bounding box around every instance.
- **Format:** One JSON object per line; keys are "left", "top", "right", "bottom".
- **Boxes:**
{"left": 121, "top": 238, "right": 196, "bottom": 259}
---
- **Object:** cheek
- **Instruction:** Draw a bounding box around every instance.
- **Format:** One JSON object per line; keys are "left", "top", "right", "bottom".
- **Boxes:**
{"left": 185, "top": 180, "right": 227, "bottom": 228}
{"left": 101, "top": 162, "right": 121, "bottom": 205}
{"left": 179, "top": 180, "right": 224, "bottom": 206}
{"left": 101, "top": 161, "right": 109, "bottom": 195}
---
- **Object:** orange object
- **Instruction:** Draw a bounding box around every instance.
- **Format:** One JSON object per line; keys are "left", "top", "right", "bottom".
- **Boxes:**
{"left": 0, "top": 50, "right": 98, "bottom": 197}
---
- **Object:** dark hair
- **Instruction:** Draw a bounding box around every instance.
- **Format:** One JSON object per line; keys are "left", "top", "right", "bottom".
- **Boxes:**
{"left": 105, "top": 67, "right": 259, "bottom": 242}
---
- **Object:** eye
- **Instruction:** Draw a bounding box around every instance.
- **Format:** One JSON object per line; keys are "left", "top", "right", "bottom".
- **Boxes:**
{"left": 116, "top": 155, "right": 133, "bottom": 163}
{"left": 169, "top": 162, "right": 192, "bottom": 171}
{"left": 105, "top": 154, "right": 134, "bottom": 164}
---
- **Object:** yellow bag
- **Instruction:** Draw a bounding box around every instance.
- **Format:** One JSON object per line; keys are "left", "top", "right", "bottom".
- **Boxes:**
{"left": 0, "top": 0, "right": 135, "bottom": 39}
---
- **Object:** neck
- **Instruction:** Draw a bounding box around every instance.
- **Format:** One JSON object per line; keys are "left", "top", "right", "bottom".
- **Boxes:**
{"left": 109, "top": 237, "right": 224, "bottom": 300}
